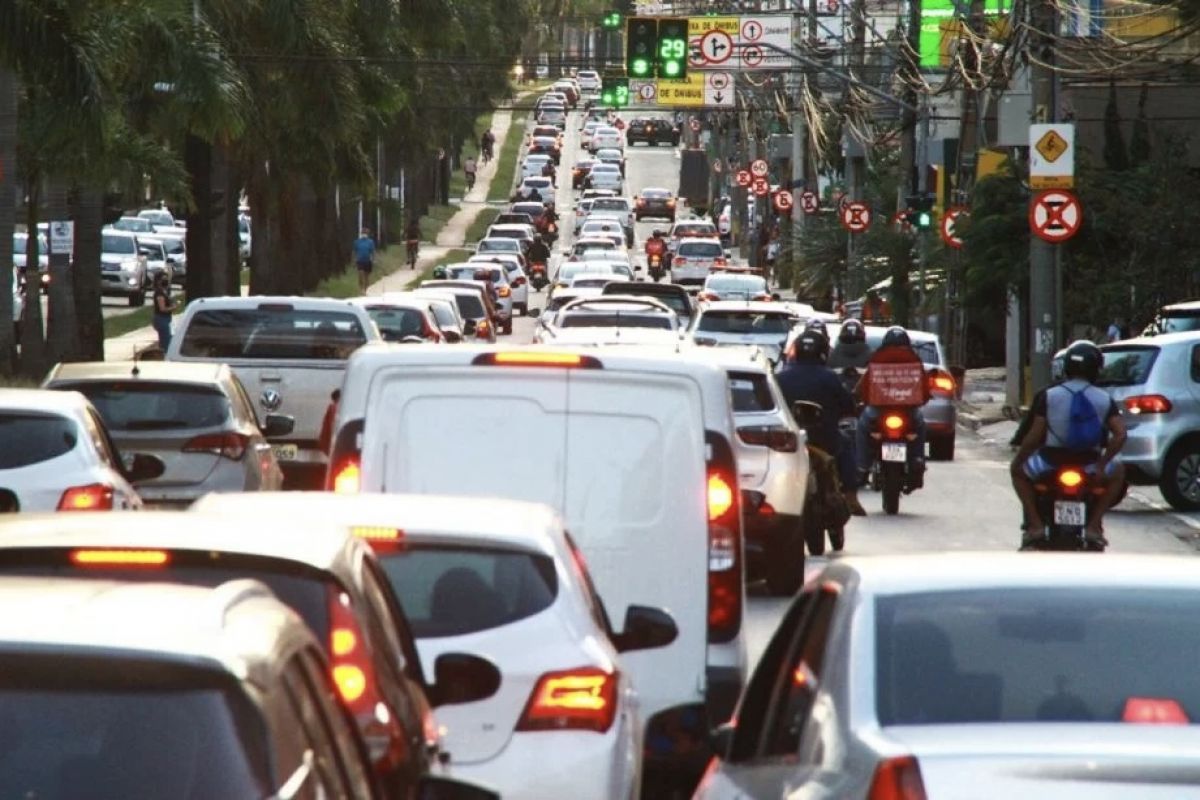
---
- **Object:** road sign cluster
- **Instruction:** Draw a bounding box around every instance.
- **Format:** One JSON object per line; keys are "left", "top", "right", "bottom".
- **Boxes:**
{"left": 687, "top": 15, "right": 795, "bottom": 71}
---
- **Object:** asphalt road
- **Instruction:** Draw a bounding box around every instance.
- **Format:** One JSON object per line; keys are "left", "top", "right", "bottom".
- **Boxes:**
{"left": 504, "top": 107, "right": 1200, "bottom": 671}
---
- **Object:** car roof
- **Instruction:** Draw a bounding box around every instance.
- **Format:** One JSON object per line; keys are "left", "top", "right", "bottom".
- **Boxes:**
{"left": 700, "top": 300, "right": 797, "bottom": 314}
{"left": 0, "top": 576, "right": 310, "bottom": 685}
{"left": 673, "top": 220, "right": 716, "bottom": 228}
{"left": 45, "top": 360, "right": 229, "bottom": 386}
{"left": 1105, "top": 331, "right": 1200, "bottom": 348}
{"left": 0, "top": 388, "right": 91, "bottom": 414}
{"left": 182, "top": 296, "right": 368, "bottom": 313}
{"left": 563, "top": 295, "right": 673, "bottom": 313}
{"left": 193, "top": 493, "right": 562, "bottom": 557}
{"left": 1161, "top": 300, "right": 1200, "bottom": 312}
{"left": 681, "top": 344, "right": 773, "bottom": 371}
{"left": 823, "top": 552, "right": 1200, "bottom": 595}
{"left": 422, "top": 280, "right": 488, "bottom": 295}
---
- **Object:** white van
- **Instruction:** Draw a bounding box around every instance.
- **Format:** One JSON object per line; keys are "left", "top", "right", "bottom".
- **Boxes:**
{"left": 329, "top": 344, "right": 747, "bottom": 791}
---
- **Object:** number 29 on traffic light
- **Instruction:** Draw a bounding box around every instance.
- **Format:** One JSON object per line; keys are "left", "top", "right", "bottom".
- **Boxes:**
{"left": 657, "top": 19, "right": 687, "bottom": 79}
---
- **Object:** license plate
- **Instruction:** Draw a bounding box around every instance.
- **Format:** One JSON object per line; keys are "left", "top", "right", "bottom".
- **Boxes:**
{"left": 881, "top": 443, "right": 907, "bottom": 463}
{"left": 1053, "top": 501, "right": 1086, "bottom": 526}
{"left": 272, "top": 444, "right": 298, "bottom": 462}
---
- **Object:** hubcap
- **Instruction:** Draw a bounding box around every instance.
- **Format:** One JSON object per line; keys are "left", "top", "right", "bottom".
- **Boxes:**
{"left": 1176, "top": 453, "right": 1200, "bottom": 502}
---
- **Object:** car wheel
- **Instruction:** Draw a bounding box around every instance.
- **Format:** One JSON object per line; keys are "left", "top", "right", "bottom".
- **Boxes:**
{"left": 765, "top": 528, "right": 805, "bottom": 596}
{"left": 1160, "top": 443, "right": 1200, "bottom": 510}
{"left": 929, "top": 432, "right": 955, "bottom": 461}
{"left": 128, "top": 288, "right": 145, "bottom": 307}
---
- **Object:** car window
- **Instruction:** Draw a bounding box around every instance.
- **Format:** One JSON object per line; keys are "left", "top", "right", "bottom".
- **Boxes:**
{"left": 364, "top": 306, "right": 428, "bottom": 342}
{"left": 697, "top": 311, "right": 794, "bottom": 335}
{"left": 101, "top": 234, "right": 137, "bottom": 254}
{"left": 429, "top": 302, "right": 458, "bottom": 329}
{"left": 708, "top": 276, "right": 766, "bottom": 293}
{"left": 282, "top": 657, "right": 351, "bottom": 796}
{"left": 81, "top": 409, "right": 118, "bottom": 468}
{"left": 178, "top": 308, "right": 368, "bottom": 360}
{"left": 760, "top": 589, "right": 837, "bottom": 757}
{"left": 729, "top": 371, "right": 777, "bottom": 412}
{"left": 1097, "top": 345, "right": 1159, "bottom": 387}
{"left": 375, "top": 545, "right": 557, "bottom": 638}
{"left": 560, "top": 313, "right": 672, "bottom": 330}
{"left": 449, "top": 294, "right": 485, "bottom": 320}
{"left": 1160, "top": 313, "right": 1200, "bottom": 334}
{"left": 0, "top": 412, "right": 78, "bottom": 468}
{"left": 56, "top": 381, "right": 231, "bottom": 432}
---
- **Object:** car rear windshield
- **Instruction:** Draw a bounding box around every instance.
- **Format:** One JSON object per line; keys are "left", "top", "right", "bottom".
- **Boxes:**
{"left": 609, "top": 287, "right": 689, "bottom": 316}
{"left": 452, "top": 294, "right": 486, "bottom": 320}
{"left": 560, "top": 313, "right": 672, "bottom": 330}
{"left": 365, "top": 306, "right": 429, "bottom": 342}
{"left": 674, "top": 225, "right": 715, "bottom": 237}
{"left": 729, "top": 371, "right": 776, "bottom": 412}
{"left": 0, "top": 657, "right": 267, "bottom": 796}
{"left": 0, "top": 413, "right": 78, "bottom": 469}
{"left": 449, "top": 267, "right": 503, "bottom": 283}
{"left": 478, "top": 240, "right": 518, "bottom": 252}
{"left": 178, "top": 308, "right": 367, "bottom": 360}
{"left": 56, "top": 382, "right": 230, "bottom": 432}
{"left": 376, "top": 545, "right": 556, "bottom": 638}
{"left": 709, "top": 276, "right": 766, "bottom": 293}
{"left": 876, "top": 588, "right": 1200, "bottom": 726}
{"left": 678, "top": 241, "right": 723, "bottom": 258}
{"left": 697, "top": 311, "right": 793, "bottom": 335}
{"left": 592, "top": 199, "right": 629, "bottom": 211}
{"left": 101, "top": 234, "right": 137, "bottom": 254}
{"left": 1098, "top": 346, "right": 1159, "bottom": 386}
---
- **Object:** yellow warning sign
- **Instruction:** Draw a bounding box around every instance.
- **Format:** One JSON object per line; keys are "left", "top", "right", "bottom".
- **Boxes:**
{"left": 689, "top": 17, "right": 739, "bottom": 36}
{"left": 1035, "top": 130, "right": 1068, "bottom": 163}
{"left": 657, "top": 75, "right": 706, "bottom": 107}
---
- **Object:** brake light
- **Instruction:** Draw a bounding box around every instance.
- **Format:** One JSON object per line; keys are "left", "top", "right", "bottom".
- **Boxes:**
{"left": 70, "top": 548, "right": 168, "bottom": 566}
{"left": 753, "top": 293, "right": 772, "bottom": 301}
{"left": 183, "top": 431, "right": 249, "bottom": 460}
{"left": 1123, "top": 697, "right": 1189, "bottom": 724}
{"left": 666, "top": 199, "right": 676, "bottom": 206}
{"left": 714, "top": 258, "right": 727, "bottom": 267}
{"left": 673, "top": 257, "right": 687, "bottom": 265}
{"left": 516, "top": 667, "right": 618, "bottom": 733}
{"left": 57, "top": 484, "right": 114, "bottom": 511}
{"left": 332, "top": 460, "right": 360, "bottom": 494}
{"left": 327, "top": 588, "right": 381, "bottom": 712}
{"left": 1125, "top": 394, "right": 1172, "bottom": 414}
{"left": 706, "top": 432, "right": 742, "bottom": 643}
{"left": 868, "top": 756, "right": 927, "bottom": 800}
{"left": 928, "top": 369, "right": 956, "bottom": 396}
{"left": 708, "top": 474, "right": 734, "bottom": 520}
{"left": 1058, "top": 468, "right": 1084, "bottom": 489}
{"left": 498, "top": 286, "right": 511, "bottom": 298}
{"left": 883, "top": 413, "right": 906, "bottom": 432}
{"left": 475, "top": 351, "right": 602, "bottom": 369}
{"left": 350, "top": 526, "right": 404, "bottom": 543}
{"left": 738, "top": 425, "right": 799, "bottom": 453}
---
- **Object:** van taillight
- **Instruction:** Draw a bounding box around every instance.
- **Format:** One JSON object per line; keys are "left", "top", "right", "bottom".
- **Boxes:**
{"left": 1125, "top": 394, "right": 1172, "bottom": 414}
{"left": 332, "top": 461, "right": 360, "bottom": 494}
{"left": 867, "top": 756, "right": 927, "bottom": 800}
{"left": 516, "top": 668, "right": 618, "bottom": 733}
{"left": 327, "top": 587, "right": 381, "bottom": 713}
{"left": 58, "top": 484, "right": 114, "bottom": 511}
{"left": 737, "top": 425, "right": 799, "bottom": 453}
{"left": 183, "top": 432, "right": 248, "bottom": 460}
{"left": 706, "top": 432, "right": 742, "bottom": 643}
{"left": 326, "top": 419, "right": 364, "bottom": 493}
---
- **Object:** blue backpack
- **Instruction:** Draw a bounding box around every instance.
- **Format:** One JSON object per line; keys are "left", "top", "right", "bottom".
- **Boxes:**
{"left": 1062, "top": 385, "right": 1103, "bottom": 451}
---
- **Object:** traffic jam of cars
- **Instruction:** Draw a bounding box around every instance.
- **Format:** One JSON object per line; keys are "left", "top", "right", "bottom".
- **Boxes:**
{"left": 4, "top": 71, "right": 1200, "bottom": 800}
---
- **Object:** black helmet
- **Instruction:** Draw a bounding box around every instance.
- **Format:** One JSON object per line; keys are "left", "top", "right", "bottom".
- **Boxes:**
{"left": 1063, "top": 340, "right": 1102, "bottom": 382}
{"left": 794, "top": 329, "right": 829, "bottom": 363}
{"left": 839, "top": 318, "right": 866, "bottom": 345}
{"left": 804, "top": 318, "right": 828, "bottom": 338}
{"left": 882, "top": 325, "right": 911, "bottom": 349}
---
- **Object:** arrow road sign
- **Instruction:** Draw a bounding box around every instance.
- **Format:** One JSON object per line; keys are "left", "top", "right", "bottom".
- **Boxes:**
{"left": 840, "top": 201, "right": 872, "bottom": 232}
{"left": 1029, "top": 190, "right": 1081, "bottom": 243}
{"left": 799, "top": 190, "right": 819, "bottom": 215}
{"left": 741, "top": 18, "right": 764, "bottom": 41}
{"left": 736, "top": 170, "right": 752, "bottom": 188}
{"left": 752, "top": 176, "right": 770, "bottom": 196}
{"left": 941, "top": 206, "right": 968, "bottom": 248}
{"left": 700, "top": 29, "right": 734, "bottom": 65}
{"left": 773, "top": 190, "right": 794, "bottom": 213}
{"left": 688, "top": 37, "right": 707, "bottom": 67}
{"left": 741, "top": 45, "right": 765, "bottom": 68}
{"left": 750, "top": 158, "right": 768, "bottom": 177}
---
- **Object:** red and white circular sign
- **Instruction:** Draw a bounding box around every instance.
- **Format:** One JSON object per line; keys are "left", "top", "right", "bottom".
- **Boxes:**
{"left": 750, "top": 159, "right": 768, "bottom": 178}
{"left": 699, "top": 29, "right": 735, "bottom": 65}
{"left": 773, "top": 191, "right": 794, "bottom": 214}
{"left": 741, "top": 45, "right": 765, "bottom": 68}
{"left": 752, "top": 176, "right": 770, "bottom": 196}
{"left": 1029, "top": 190, "right": 1081, "bottom": 243}
{"left": 688, "top": 38, "right": 706, "bottom": 68}
{"left": 741, "top": 19, "right": 764, "bottom": 42}
{"left": 799, "top": 190, "right": 819, "bottom": 215}
{"left": 736, "top": 170, "right": 752, "bottom": 188}
{"left": 840, "top": 201, "right": 871, "bottom": 232}
{"left": 941, "top": 206, "right": 969, "bottom": 248}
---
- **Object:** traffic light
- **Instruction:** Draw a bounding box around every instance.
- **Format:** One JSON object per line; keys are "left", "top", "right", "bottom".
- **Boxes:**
{"left": 602, "top": 11, "right": 621, "bottom": 29}
{"left": 657, "top": 19, "right": 688, "bottom": 79}
{"left": 904, "top": 194, "right": 935, "bottom": 229}
{"left": 600, "top": 77, "right": 629, "bottom": 108}
{"left": 626, "top": 17, "right": 658, "bottom": 79}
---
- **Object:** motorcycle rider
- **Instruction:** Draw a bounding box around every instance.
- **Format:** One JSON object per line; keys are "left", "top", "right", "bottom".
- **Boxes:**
{"left": 644, "top": 229, "right": 667, "bottom": 276}
{"left": 777, "top": 328, "right": 866, "bottom": 516}
{"left": 1011, "top": 340, "right": 1126, "bottom": 548}
{"left": 526, "top": 233, "right": 551, "bottom": 268}
{"left": 831, "top": 318, "right": 870, "bottom": 394}
{"left": 854, "top": 325, "right": 928, "bottom": 491}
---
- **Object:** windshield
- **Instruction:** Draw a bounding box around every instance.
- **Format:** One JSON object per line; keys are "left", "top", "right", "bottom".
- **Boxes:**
{"left": 708, "top": 276, "right": 766, "bottom": 294}
{"left": 674, "top": 225, "right": 715, "bottom": 237}
{"left": 56, "top": 382, "right": 230, "bottom": 432}
{"left": 876, "top": 588, "right": 1200, "bottom": 726}
{"left": 678, "top": 241, "right": 723, "bottom": 258}
{"left": 478, "top": 240, "right": 519, "bottom": 253}
{"left": 1098, "top": 346, "right": 1159, "bottom": 387}
{"left": 102, "top": 235, "right": 137, "bottom": 255}
{"left": 178, "top": 308, "right": 367, "bottom": 360}
{"left": 0, "top": 413, "right": 78, "bottom": 469}
{"left": 365, "top": 306, "right": 429, "bottom": 342}
{"left": 449, "top": 267, "right": 503, "bottom": 283}
{"left": 560, "top": 313, "right": 672, "bottom": 330}
{"left": 697, "top": 311, "right": 794, "bottom": 335}
{"left": 613, "top": 289, "right": 689, "bottom": 317}
{"left": 1160, "top": 314, "right": 1200, "bottom": 334}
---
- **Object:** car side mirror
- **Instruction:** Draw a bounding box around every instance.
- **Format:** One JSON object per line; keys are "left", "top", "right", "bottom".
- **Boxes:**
{"left": 442, "top": 329, "right": 463, "bottom": 343}
{"left": 124, "top": 452, "right": 166, "bottom": 483}
{"left": 262, "top": 413, "right": 295, "bottom": 438}
{"left": 613, "top": 605, "right": 678, "bottom": 653}
{"left": 416, "top": 776, "right": 500, "bottom": 800}
{"left": 709, "top": 721, "right": 736, "bottom": 760}
{"left": 462, "top": 319, "right": 477, "bottom": 336}
{"left": 528, "top": 308, "right": 541, "bottom": 318}
{"left": 429, "top": 653, "right": 501, "bottom": 707}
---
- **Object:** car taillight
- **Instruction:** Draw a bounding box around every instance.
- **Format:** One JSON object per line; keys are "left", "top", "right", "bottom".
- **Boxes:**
{"left": 637, "top": 198, "right": 646, "bottom": 206}
{"left": 699, "top": 291, "right": 719, "bottom": 301}
{"left": 1125, "top": 394, "right": 1172, "bottom": 414}
{"left": 673, "top": 257, "right": 687, "bottom": 265}
{"left": 183, "top": 431, "right": 249, "bottom": 460}
{"left": 1123, "top": 697, "right": 1189, "bottom": 724}
{"left": 57, "top": 484, "right": 114, "bottom": 511}
{"left": 326, "top": 419, "right": 364, "bottom": 493}
{"left": 714, "top": 258, "right": 727, "bottom": 267}
{"left": 327, "top": 587, "right": 382, "bottom": 713}
{"left": 928, "top": 368, "right": 956, "bottom": 397}
{"left": 516, "top": 667, "right": 618, "bottom": 733}
{"left": 868, "top": 756, "right": 927, "bottom": 800}
{"left": 332, "top": 461, "right": 360, "bottom": 494}
{"left": 738, "top": 425, "right": 799, "bottom": 453}
{"left": 706, "top": 432, "right": 742, "bottom": 643}
{"left": 666, "top": 199, "right": 676, "bottom": 206}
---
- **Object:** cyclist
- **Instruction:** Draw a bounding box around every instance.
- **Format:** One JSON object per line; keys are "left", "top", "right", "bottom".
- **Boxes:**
{"left": 404, "top": 218, "right": 421, "bottom": 269}
{"left": 463, "top": 155, "right": 477, "bottom": 192}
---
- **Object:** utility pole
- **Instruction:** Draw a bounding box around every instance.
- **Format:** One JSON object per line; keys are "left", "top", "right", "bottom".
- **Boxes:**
{"left": 1028, "top": 0, "right": 1059, "bottom": 393}
{"left": 845, "top": 0, "right": 867, "bottom": 299}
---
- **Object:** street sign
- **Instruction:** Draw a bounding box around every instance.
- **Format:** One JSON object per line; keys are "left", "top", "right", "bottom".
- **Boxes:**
{"left": 773, "top": 190, "right": 794, "bottom": 213}
{"left": 702, "top": 71, "right": 734, "bottom": 107}
{"left": 840, "top": 202, "right": 872, "bottom": 232}
{"left": 1029, "top": 123, "right": 1075, "bottom": 189}
{"left": 736, "top": 170, "right": 752, "bottom": 188}
{"left": 750, "top": 159, "right": 768, "bottom": 177}
{"left": 752, "top": 176, "right": 770, "bottom": 196}
{"left": 817, "top": 0, "right": 841, "bottom": 15}
{"left": 698, "top": 29, "right": 735, "bottom": 65}
{"left": 799, "top": 190, "right": 819, "bottom": 215}
{"left": 48, "top": 220, "right": 74, "bottom": 258}
{"left": 1030, "top": 189, "right": 1082, "bottom": 243}
{"left": 688, "top": 15, "right": 795, "bottom": 70}
{"left": 631, "top": 80, "right": 657, "bottom": 102}
{"left": 657, "top": 75, "right": 706, "bottom": 107}
{"left": 941, "top": 206, "right": 968, "bottom": 248}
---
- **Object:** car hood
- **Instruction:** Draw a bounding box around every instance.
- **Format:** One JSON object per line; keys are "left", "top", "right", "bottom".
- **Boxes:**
{"left": 101, "top": 253, "right": 138, "bottom": 266}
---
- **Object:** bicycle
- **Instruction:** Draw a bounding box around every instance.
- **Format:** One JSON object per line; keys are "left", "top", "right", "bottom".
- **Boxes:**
{"left": 481, "top": 142, "right": 494, "bottom": 164}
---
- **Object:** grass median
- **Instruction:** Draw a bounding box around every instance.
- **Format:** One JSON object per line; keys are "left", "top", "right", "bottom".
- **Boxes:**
{"left": 464, "top": 208, "right": 501, "bottom": 245}
{"left": 487, "top": 111, "right": 529, "bottom": 204}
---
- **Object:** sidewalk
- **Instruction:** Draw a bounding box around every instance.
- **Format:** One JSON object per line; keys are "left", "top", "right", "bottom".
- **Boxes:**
{"left": 105, "top": 105, "right": 525, "bottom": 360}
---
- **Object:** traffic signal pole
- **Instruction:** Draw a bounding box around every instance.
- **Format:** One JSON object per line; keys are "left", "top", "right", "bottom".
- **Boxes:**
{"left": 1028, "top": 0, "right": 1059, "bottom": 394}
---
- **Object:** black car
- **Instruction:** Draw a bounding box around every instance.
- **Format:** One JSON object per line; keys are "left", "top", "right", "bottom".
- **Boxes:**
{"left": 635, "top": 188, "right": 677, "bottom": 222}
{"left": 627, "top": 118, "right": 680, "bottom": 146}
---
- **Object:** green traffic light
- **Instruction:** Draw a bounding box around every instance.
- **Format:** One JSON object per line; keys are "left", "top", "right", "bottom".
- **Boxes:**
{"left": 631, "top": 58, "right": 650, "bottom": 76}
{"left": 918, "top": 212, "right": 932, "bottom": 228}
{"left": 662, "top": 60, "right": 680, "bottom": 77}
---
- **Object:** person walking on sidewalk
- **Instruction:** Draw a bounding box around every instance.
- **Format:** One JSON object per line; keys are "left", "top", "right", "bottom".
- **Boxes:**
{"left": 404, "top": 219, "right": 421, "bottom": 269}
{"left": 151, "top": 272, "right": 178, "bottom": 351}
{"left": 464, "top": 155, "right": 478, "bottom": 192}
{"left": 480, "top": 129, "right": 495, "bottom": 163}
{"left": 354, "top": 228, "right": 376, "bottom": 293}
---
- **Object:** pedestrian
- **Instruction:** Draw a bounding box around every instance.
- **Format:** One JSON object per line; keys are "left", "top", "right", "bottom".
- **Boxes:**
{"left": 354, "top": 228, "right": 376, "bottom": 293}
{"left": 1105, "top": 316, "right": 1126, "bottom": 343}
{"left": 480, "top": 129, "right": 495, "bottom": 163}
{"left": 464, "top": 155, "right": 477, "bottom": 192}
{"left": 151, "top": 272, "right": 177, "bottom": 352}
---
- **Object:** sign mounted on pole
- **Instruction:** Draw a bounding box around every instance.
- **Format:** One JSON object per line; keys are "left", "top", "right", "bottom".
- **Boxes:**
{"left": 799, "top": 190, "right": 819, "bottom": 215}
{"left": 1029, "top": 189, "right": 1082, "bottom": 243}
{"left": 1029, "top": 123, "right": 1075, "bottom": 190}
{"left": 941, "top": 206, "right": 968, "bottom": 248}
{"left": 752, "top": 176, "right": 770, "bottom": 196}
{"left": 688, "top": 15, "right": 795, "bottom": 70}
{"left": 657, "top": 75, "right": 706, "bottom": 107}
{"left": 750, "top": 159, "right": 768, "bottom": 178}
{"left": 703, "top": 72, "right": 734, "bottom": 107}
{"left": 630, "top": 80, "right": 657, "bottom": 103}
{"left": 49, "top": 220, "right": 74, "bottom": 258}
{"left": 773, "top": 190, "right": 794, "bottom": 214}
{"left": 736, "top": 170, "right": 752, "bottom": 188}
{"left": 698, "top": 29, "right": 735, "bottom": 66}
{"left": 840, "top": 201, "right": 872, "bottom": 233}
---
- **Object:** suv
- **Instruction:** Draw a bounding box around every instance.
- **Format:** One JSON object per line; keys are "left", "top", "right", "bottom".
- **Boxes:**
{"left": 577, "top": 69, "right": 601, "bottom": 91}
{"left": 1100, "top": 332, "right": 1200, "bottom": 510}
{"left": 603, "top": 281, "right": 695, "bottom": 328}
{"left": 166, "top": 297, "right": 380, "bottom": 488}
{"left": 627, "top": 117, "right": 680, "bottom": 146}
{"left": 100, "top": 229, "right": 148, "bottom": 306}
{"left": 671, "top": 237, "right": 728, "bottom": 286}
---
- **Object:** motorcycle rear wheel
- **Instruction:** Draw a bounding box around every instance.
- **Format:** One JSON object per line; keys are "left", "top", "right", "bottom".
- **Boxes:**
{"left": 882, "top": 464, "right": 903, "bottom": 515}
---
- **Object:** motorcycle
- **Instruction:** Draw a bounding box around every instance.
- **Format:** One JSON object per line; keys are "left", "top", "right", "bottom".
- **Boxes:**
{"left": 529, "top": 262, "right": 549, "bottom": 292}
{"left": 867, "top": 408, "right": 919, "bottom": 515}
{"left": 1024, "top": 462, "right": 1106, "bottom": 552}
{"left": 647, "top": 253, "right": 664, "bottom": 282}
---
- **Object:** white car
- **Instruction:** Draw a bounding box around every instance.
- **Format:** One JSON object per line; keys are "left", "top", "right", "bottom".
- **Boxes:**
{"left": 520, "top": 154, "right": 553, "bottom": 180}
{"left": 692, "top": 301, "right": 803, "bottom": 363}
{"left": 589, "top": 126, "right": 623, "bottom": 152}
{"left": 0, "top": 389, "right": 163, "bottom": 512}
{"left": 349, "top": 295, "right": 446, "bottom": 343}
{"left": 137, "top": 208, "right": 176, "bottom": 229}
{"left": 670, "top": 237, "right": 728, "bottom": 287}
{"left": 570, "top": 274, "right": 631, "bottom": 291}
{"left": 577, "top": 69, "right": 601, "bottom": 91}
{"left": 566, "top": 236, "right": 623, "bottom": 262}
{"left": 545, "top": 296, "right": 682, "bottom": 347}
{"left": 699, "top": 271, "right": 771, "bottom": 303}
{"left": 475, "top": 237, "right": 524, "bottom": 258}
{"left": 589, "top": 197, "right": 636, "bottom": 244}
{"left": 384, "top": 290, "right": 470, "bottom": 342}
{"left": 585, "top": 164, "right": 623, "bottom": 193}
{"left": 468, "top": 254, "right": 529, "bottom": 315}
{"left": 100, "top": 229, "right": 148, "bottom": 306}
{"left": 579, "top": 218, "right": 627, "bottom": 249}
{"left": 514, "top": 176, "right": 555, "bottom": 204}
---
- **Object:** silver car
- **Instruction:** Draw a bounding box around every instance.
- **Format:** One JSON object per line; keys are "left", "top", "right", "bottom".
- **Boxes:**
{"left": 42, "top": 361, "right": 292, "bottom": 506}
{"left": 100, "top": 229, "right": 148, "bottom": 306}
{"left": 1099, "top": 331, "right": 1200, "bottom": 509}
{"left": 696, "top": 553, "right": 1200, "bottom": 800}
